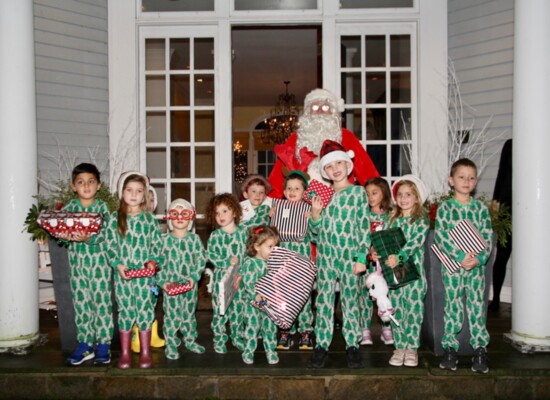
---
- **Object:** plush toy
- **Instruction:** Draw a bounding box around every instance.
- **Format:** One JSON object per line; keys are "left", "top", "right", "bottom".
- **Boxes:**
{"left": 365, "top": 261, "right": 399, "bottom": 326}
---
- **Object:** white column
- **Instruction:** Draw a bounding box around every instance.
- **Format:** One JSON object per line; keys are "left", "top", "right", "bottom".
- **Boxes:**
{"left": 508, "top": 0, "right": 550, "bottom": 352}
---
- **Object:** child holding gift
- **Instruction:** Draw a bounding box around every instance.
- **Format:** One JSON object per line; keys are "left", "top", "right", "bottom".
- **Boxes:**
{"left": 105, "top": 172, "right": 163, "bottom": 369}
{"left": 240, "top": 225, "right": 281, "bottom": 365}
{"left": 384, "top": 175, "right": 429, "bottom": 368}
{"left": 240, "top": 174, "right": 273, "bottom": 230}
{"left": 206, "top": 193, "right": 247, "bottom": 354}
{"left": 309, "top": 140, "right": 370, "bottom": 369}
{"left": 436, "top": 158, "right": 493, "bottom": 373}
{"left": 61, "top": 163, "right": 114, "bottom": 366}
{"left": 157, "top": 198, "right": 206, "bottom": 360}
{"left": 359, "top": 177, "right": 394, "bottom": 346}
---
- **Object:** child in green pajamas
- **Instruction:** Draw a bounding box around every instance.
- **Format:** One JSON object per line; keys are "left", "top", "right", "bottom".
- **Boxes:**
{"left": 206, "top": 193, "right": 247, "bottom": 354}
{"left": 385, "top": 175, "right": 429, "bottom": 368}
{"left": 436, "top": 158, "right": 493, "bottom": 374}
{"left": 105, "top": 172, "right": 163, "bottom": 369}
{"left": 359, "top": 177, "right": 394, "bottom": 346}
{"left": 240, "top": 175, "right": 272, "bottom": 230}
{"left": 158, "top": 198, "right": 206, "bottom": 360}
{"left": 309, "top": 140, "right": 369, "bottom": 369}
{"left": 62, "top": 163, "right": 114, "bottom": 366}
{"left": 241, "top": 225, "right": 280, "bottom": 365}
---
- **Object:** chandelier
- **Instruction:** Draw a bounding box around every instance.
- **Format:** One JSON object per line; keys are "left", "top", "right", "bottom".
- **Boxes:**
{"left": 260, "top": 81, "right": 300, "bottom": 145}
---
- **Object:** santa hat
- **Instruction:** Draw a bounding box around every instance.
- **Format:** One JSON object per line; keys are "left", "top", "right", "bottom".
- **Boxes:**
{"left": 304, "top": 88, "right": 345, "bottom": 113}
{"left": 240, "top": 174, "right": 272, "bottom": 194}
{"left": 167, "top": 198, "right": 195, "bottom": 231}
{"left": 391, "top": 174, "right": 429, "bottom": 204}
{"left": 319, "top": 140, "right": 355, "bottom": 180}
{"left": 117, "top": 171, "right": 157, "bottom": 210}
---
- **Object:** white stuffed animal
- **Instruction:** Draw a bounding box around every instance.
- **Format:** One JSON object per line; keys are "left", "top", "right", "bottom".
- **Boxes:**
{"left": 365, "top": 261, "right": 399, "bottom": 326}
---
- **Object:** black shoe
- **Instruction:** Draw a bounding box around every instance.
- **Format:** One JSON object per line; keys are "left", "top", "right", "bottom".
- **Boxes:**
{"left": 439, "top": 347, "right": 458, "bottom": 371}
{"left": 471, "top": 347, "right": 489, "bottom": 374}
{"left": 277, "top": 330, "right": 293, "bottom": 350}
{"left": 346, "top": 346, "right": 364, "bottom": 369}
{"left": 309, "top": 346, "right": 328, "bottom": 369}
{"left": 488, "top": 300, "right": 500, "bottom": 312}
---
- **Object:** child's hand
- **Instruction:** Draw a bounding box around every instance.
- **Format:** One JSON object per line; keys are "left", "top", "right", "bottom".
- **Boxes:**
{"left": 56, "top": 232, "right": 71, "bottom": 241}
{"left": 163, "top": 282, "right": 175, "bottom": 292}
{"left": 385, "top": 255, "right": 398, "bottom": 268}
{"left": 117, "top": 264, "right": 130, "bottom": 280}
{"left": 233, "top": 274, "right": 242, "bottom": 290}
{"left": 230, "top": 256, "right": 239, "bottom": 267}
{"left": 186, "top": 277, "right": 195, "bottom": 289}
{"left": 145, "top": 261, "right": 157, "bottom": 271}
{"left": 71, "top": 231, "right": 92, "bottom": 242}
{"left": 369, "top": 249, "right": 381, "bottom": 261}
{"left": 461, "top": 253, "right": 479, "bottom": 270}
{"left": 268, "top": 206, "right": 276, "bottom": 218}
{"left": 255, "top": 294, "right": 264, "bottom": 303}
{"left": 352, "top": 262, "right": 367, "bottom": 275}
{"left": 311, "top": 196, "right": 323, "bottom": 221}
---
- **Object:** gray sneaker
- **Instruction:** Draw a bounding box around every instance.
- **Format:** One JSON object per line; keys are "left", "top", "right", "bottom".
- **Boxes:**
{"left": 439, "top": 347, "right": 458, "bottom": 371}
{"left": 471, "top": 347, "right": 489, "bottom": 374}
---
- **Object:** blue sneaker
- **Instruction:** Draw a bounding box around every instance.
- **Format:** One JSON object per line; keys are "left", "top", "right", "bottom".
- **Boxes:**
{"left": 94, "top": 343, "right": 111, "bottom": 364}
{"left": 67, "top": 342, "right": 94, "bottom": 366}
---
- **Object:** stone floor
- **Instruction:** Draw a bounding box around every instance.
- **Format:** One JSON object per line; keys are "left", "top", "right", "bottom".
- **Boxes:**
{"left": 1, "top": 303, "right": 550, "bottom": 400}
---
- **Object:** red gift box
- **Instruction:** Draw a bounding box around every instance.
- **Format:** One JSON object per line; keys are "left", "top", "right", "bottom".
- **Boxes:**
{"left": 303, "top": 179, "right": 334, "bottom": 208}
{"left": 37, "top": 211, "right": 103, "bottom": 239}
{"left": 126, "top": 261, "right": 159, "bottom": 279}
{"left": 166, "top": 282, "right": 193, "bottom": 296}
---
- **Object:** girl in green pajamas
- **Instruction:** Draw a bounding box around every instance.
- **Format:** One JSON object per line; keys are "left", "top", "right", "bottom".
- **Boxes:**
{"left": 435, "top": 158, "right": 493, "bottom": 374}
{"left": 105, "top": 172, "right": 163, "bottom": 369}
{"left": 240, "top": 175, "right": 272, "bottom": 230}
{"left": 206, "top": 193, "right": 247, "bottom": 354}
{"left": 241, "top": 225, "right": 280, "bottom": 365}
{"left": 385, "top": 175, "right": 429, "bottom": 368}
{"left": 158, "top": 198, "right": 206, "bottom": 360}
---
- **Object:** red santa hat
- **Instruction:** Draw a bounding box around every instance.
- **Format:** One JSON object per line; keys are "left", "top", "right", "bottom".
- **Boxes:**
{"left": 304, "top": 88, "right": 345, "bottom": 113}
{"left": 319, "top": 140, "right": 355, "bottom": 180}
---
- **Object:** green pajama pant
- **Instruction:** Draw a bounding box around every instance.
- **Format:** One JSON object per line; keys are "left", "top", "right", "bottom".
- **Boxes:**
{"left": 211, "top": 275, "right": 244, "bottom": 348}
{"left": 114, "top": 275, "right": 155, "bottom": 332}
{"left": 441, "top": 266, "right": 490, "bottom": 350}
{"left": 243, "top": 304, "right": 277, "bottom": 356}
{"left": 389, "top": 276, "right": 426, "bottom": 350}
{"left": 162, "top": 286, "right": 200, "bottom": 358}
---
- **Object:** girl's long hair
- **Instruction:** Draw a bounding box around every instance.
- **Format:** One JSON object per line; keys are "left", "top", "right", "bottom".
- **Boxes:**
{"left": 390, "top": 180, "right": 424, "bottom": 225}
{"left": 246, "top": 225, "right": 280, "bottom": 257}
{"left": 117, "top": 174, "right": 149, "bottom": 237}
{"left": 365, "top": 177, "right": 393, "bottom": 213}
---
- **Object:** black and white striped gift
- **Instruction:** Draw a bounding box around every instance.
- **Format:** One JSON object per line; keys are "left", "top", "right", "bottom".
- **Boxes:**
{"left": 254, "top": 246, "right": 317, "bottom": 329}
{"left": 269, "top": 199, "right": 311, "bottom": 242}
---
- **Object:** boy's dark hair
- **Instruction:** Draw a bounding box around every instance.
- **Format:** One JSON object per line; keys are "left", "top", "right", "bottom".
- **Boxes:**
{"left": 205, "top": 193, "right": 243, "bottom": 227}
{"left": 72, "top": 163, "right": 100, "bottom": 183}
{"left": 284, "top": 171, "right": 308, "bottom": 191}
{"left": 450, "top": 158, "right": 478, "bottom": 177}
{"left": 246, "top": 225, "right": 280, "bottom": 257}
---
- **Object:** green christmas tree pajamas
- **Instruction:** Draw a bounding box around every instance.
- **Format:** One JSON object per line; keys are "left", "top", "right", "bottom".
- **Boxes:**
{"left": 157, "top": 232, "right": 206, "bottom": 359}
{"left": 206, "top": 226, "right": 247, "bottom": 351}
{"left": 105, "top": 211, "right": 163, "bottom": 331}
{"left": 240, "top": 204, "right": 271, "bottom": 231}
{"left": 311, "top": 185, "right": 370, "bottom": 350}
{"left": 62, "top": 199, "right": 113, "bottom": 346}
{"left": 387, "top": 216, "right": 429, "bottom": 351}
{"left": 435, "top": 198, "right": 493, "bottom": 351}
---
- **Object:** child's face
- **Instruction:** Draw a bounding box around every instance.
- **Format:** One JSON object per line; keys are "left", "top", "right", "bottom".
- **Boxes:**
{"left": 365, "top": 184, "right": 384, "bottom": 210}
{"left": 244, "top": 183, "right": 267, "bottom": 207}
{"left": 283, "top": 178, "right": 306, "bottom": 202}
{"left": 170, "top": 206, "right": 191, "bottom": 231}
{"left": 449, "top": 166, "right": 478, "bottom": 196}
{"left": 215, "top": 203, "right": 236, "bottom": 228}
{"left": 71, "top": 172, "right": 101, "bottom": 202}
{"left": 323, "top": 160, "right": 350, "bottom": 182}
{"left": 254, "top": 237, "right": 278, "bottom": 261}
{"left": 123, "top": 181, "right": 146, "bottom": 209}
{"left": 396, "top": 184, "right": 417, "bottom": 214}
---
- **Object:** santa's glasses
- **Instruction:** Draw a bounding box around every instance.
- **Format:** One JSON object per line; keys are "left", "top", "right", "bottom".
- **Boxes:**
{"left": 165, "top": 209, "right": 196, "bottom": 221}
{"left": 310, "top": 101, "right": 332, "bottom": 113}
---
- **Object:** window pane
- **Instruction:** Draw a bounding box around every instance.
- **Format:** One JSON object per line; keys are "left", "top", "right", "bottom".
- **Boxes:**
{"left": 146, "top": 148, "right": 166, "bottom": 179}
{"left": 142, "top": 0, "right": 214, "bottom": 12}
{"left": 391, "top": 144, "right": 412, "bottom": 176}
{"left": 341, "top": 36, "right": 361, "bottom": 68}
{"left": 268, "top": 150, "right": 276, "bottom": 163}
{"left": 171, "top": 183, "right": 191, "bottom": 204}
{"left": 195, "top": 74, "right": 214, "bottom": 106}
{"left": 234, "top": 0, "right": 317, "bottom": 11}
{"left": 170, "top": 75, "right": 190, "bottom": 106}
{"left": 196, "top": 111, "right": 214, "bottom": 142}
{"left": 365, "top": 36, "right": 385, "bottom": 67}
{"left": 171, "top": 111, "right": 190, "bottom": 142}
{"left": 258, "top": 151, "right": 266, "bottom": 163}
{"left": 340, "top": 0, "right": 413, "bottom": 8}
{"left": 366, "top": 72, "right": 386, "bottom": 103}
{"left": 391, "top": 108, "right": 411, "bottom": 140}
{"left": 342, "top": 109, "right": 362, "bottom": 140}
{"left": 195, "top": 183, "right": 215, "bottom": 215}
{"left": 391, "top": 72, "right": 411, "bottom": 103}
{"left": 146, "top": 39, "right": 165, "bottom": 70}
{"left": 170, "top": 39, "right": 190, "bottom": 70}
{"left": 146, "top": 112, "right": 166, "bottom": 142}
{"left": 171, "top": 147, "right": 190, "bottom": 178}
{"left": 366, "top": 108, "right": 386, "bottom": 140}
{"left": 196, "top": 147, "right": 215, "bottom": 178}
{"left": 341, "top": 72, "right": 361, "bottom": 104}
{"left": 390, "top": 35, "right": 410, "bottom": 67}
{"left": 151, "top": 183, "right": 166, "bottom": 213}
{"left": 146, "top": 76, "right": 165, "bottom": 107}
{"left": 195, "top": 38, "right": 214, "bottom": 70}
{"left": 194, "top": 218, "right": 212, "bottom": 245}
{"left": 367, "top": 145, "right": 386, "bottom": 176}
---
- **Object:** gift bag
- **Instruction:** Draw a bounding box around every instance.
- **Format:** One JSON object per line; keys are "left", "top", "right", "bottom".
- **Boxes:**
{"left": 269, "top": 199, "right": 311, "bottom": 242}
{"left": 218, "top": 263, "right": 240, "bottom": 315}
{"left": 166, "top": 282, "right": 193, "bottom": 296}
{"left": 37, "top": 211, "right": 103, "bottom": 239}
{"left": 303, "top": 179, "right": 334, "bottom": 208}
{"left": 254, "top": 246, "right": 317, "bottom": 329}
{"left": 370, "top": 228, "right": 419, "bottom": 288}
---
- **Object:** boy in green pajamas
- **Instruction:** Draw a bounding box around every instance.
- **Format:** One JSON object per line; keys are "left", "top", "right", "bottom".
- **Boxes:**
{"left": 62, "top": 163, "right": 114, "bottom": 366}
{"left": 240, "top": 175, "right": 272, "bottom": 230}
{"left": 435, "top": 158, "right": 493, "bottom": 373}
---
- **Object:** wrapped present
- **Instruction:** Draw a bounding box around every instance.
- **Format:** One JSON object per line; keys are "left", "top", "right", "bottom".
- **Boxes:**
{"left": 218, "top": 263, "right": 241, "bottom": 315}
{"left": 166, "top": 282, "right": 193, "bottom": 296}
{"left": 126, "top": 261, "right": 159, "bottom": 279}
{"left": 269, "top": 199, "right": 311, "bottom": 242}
{"left": 240, "top": 197, "right": 273, "bottom": 222}
{"left": 37, "top": 211, "right": 103, "bottom": 239}
{"left": 370, "top": 220, "right": 385, "bottom": 233}
{"left": 303, "top": 179, "right": 334, "bottom": 208}
{"left": 431, "top": 219, "right": 490, "bottom": 274}
{"left": 370, "top": 227, "right": 420, "bottom": 288}
{"left": 254, "top": 246, "right": 317, "bottom": 329}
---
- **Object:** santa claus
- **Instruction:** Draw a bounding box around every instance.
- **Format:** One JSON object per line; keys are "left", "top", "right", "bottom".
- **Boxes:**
{"left": 268, "top": 88, "right": 379, "bottom": 198}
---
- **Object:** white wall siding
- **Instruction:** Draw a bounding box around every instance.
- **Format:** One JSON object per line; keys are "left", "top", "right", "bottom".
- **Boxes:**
{"left": 34, "top": 0, "right": 109, "bottom": 190}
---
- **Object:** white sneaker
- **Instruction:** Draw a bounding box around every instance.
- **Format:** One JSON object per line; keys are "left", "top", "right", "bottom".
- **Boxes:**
{"left": 360, "top": 328, "right": 373, "bottom": 345}
{"left": 404, "top": 349, "right": 418, "bottom": 367}
{"left": 389, "top": 349, "right": 405, "bottom": 367}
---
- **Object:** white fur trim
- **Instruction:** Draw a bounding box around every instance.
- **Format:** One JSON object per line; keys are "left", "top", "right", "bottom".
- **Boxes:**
{"left": 320, "top": 150, "right": 354, "bottom": 180}
{"left": 391, "top": 174, "right": 429, "bottom": 204}
{"left": 167, "top": 198, "right": 195, "bottom": 231}
{"left": 117, "top": 171, "right": 149, "bottom": 199}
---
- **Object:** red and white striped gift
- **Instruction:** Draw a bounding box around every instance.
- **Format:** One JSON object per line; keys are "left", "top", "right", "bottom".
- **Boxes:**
{"left": 269, "top": 199, "right": 311, "bottom": 242}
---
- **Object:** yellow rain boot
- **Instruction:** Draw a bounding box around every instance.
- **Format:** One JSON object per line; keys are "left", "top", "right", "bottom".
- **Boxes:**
{"left": 131, "top": 324, "right": 140, "bottom": 353}
{"left": 150, "top": 320, "right": 165, "bottom": 348}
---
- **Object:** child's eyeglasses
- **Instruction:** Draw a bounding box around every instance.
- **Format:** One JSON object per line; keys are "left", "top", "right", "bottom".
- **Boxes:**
{"left": 165, "top": 209, "right": 195, "bottom": 221}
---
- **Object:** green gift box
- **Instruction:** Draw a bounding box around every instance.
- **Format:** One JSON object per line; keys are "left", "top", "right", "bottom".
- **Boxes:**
{"left": 371, "top": 227, "right": 420, "bottom": 288}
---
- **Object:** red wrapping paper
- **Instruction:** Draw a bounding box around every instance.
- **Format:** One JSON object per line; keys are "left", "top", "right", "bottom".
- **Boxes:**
{"left": 37, "top": 211, "right": 103, "bottom": 239}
